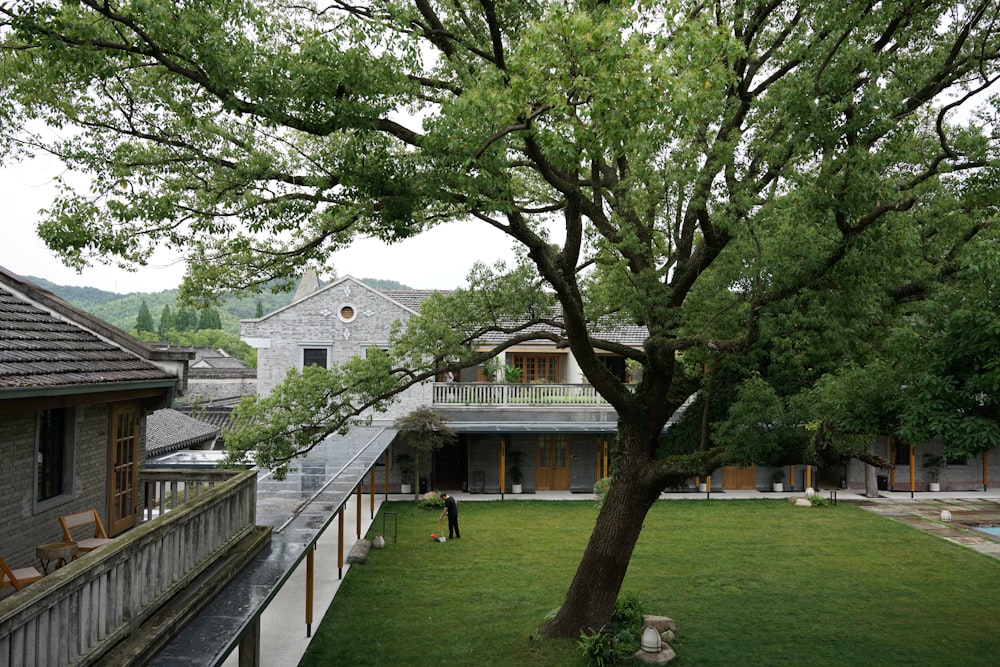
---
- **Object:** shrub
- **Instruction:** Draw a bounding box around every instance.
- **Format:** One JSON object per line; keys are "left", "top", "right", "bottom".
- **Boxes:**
{"left": 808, "top": 493, "right": 830, "bottom": 507}
{"left": 418, "top": 492, "right": 444, "bottom": 510}
{"left": 577, "top": 593, "right": 644, "bottom": 666}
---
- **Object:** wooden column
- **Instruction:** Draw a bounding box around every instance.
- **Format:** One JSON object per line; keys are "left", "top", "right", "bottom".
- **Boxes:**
{"left": 337, "top": 507, "right": 344, "bottom": 579}
{"left": 238, "top": 617, "right": 261, "bottom": 667}
{"left": 356, "top": 484, "right": 362, "bottom": 538}
{"left": 805, "top": 465, "right": 812, "bottom": 490}
{"left": 909, "top": 444, "right": 915, "bottom": 498}
{"left": 984, "top": 453, "right": 989, "bottom": 491}
{"left": 384, "top": 451, "right": 390, "bottom": 499}
{"left": 370, "top": 467, "right": 376, "bottom": 519}
{"left": 306, "top": 545, "right": 315, "bottom": 637}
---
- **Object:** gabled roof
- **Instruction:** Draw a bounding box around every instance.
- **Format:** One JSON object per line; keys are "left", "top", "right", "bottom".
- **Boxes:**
{"left": 146, "top": 408, "right": 222, "bottom": 456}
{"left": 250, "top": 273, "right": 648, "bottom": 348}
{"left": 0, "top": 266, "right": 181, "bottom": 396}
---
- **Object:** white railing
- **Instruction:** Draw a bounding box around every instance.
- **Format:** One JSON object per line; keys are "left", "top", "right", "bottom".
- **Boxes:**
{"left": 432, "top": 382, "right": 610, "bottom": 406}
{"left": 0, "top": 469, "right": 258, "bottom": 667}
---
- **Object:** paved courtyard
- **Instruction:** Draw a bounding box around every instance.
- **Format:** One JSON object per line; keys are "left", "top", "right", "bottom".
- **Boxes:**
{"left": 852, "top": 496, "right": 1000, "bottom": 560}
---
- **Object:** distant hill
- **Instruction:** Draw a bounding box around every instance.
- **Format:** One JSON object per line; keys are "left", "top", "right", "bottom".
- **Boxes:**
{"left": 25, "top": 275, "right": 412, "bottom": 336}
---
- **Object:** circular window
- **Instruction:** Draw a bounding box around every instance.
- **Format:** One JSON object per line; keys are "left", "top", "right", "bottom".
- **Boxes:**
{"left": 338, "top": 305, "right": 357, "bottom": 323}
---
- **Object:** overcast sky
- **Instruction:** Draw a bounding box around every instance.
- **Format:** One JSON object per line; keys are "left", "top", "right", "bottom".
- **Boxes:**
{"left": 2, "top": 156, "right": 522, "bottom": 294}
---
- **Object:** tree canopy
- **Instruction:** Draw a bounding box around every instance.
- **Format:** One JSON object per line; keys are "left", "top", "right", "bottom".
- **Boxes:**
{"left": 3, "top": 0, "right": 999, "bottom": 638}
{"left": 134, "top": 299, "right": 154, "bottom": 333}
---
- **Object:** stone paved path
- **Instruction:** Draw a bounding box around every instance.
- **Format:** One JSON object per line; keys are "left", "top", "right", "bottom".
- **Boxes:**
{"left": 853, "top": 498, "right": 1000, "bottom": 559}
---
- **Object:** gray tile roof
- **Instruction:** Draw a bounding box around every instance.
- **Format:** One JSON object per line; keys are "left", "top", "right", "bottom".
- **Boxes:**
{"left": 146, "top": 408, "right": 221, "bottom": 456}
{"left": 381, "top": 289, "right": 445, "bottom": 311}
{"left": 0, "top": 277, "right": 176, "bottom": 391}
{"left": 377, "top": 287, "right": 647, "bottom": 347}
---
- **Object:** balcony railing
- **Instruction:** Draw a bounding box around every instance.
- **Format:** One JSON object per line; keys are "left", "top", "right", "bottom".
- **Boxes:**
{"left": 0, "top": 468, "right": 259, "bottom": 667}
{"left": 432, "top": 382, "right": 611, "bottom": 406}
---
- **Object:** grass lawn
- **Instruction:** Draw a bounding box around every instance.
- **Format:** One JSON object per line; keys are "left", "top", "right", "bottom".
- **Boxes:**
{"left": 300, "top": 500, "right": 1000, "bottom": 666}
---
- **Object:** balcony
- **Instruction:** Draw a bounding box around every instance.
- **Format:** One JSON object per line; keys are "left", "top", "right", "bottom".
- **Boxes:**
{"left": 432, "top": 382, "right": 611, "bottom": 406}
{"left": 0, "top": 468, "right": 267, "bottom": 667}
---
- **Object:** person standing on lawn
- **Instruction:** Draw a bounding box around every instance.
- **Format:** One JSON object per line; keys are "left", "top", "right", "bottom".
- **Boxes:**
{"left": 439, "top": 492, "right": 460, "bottom": 539}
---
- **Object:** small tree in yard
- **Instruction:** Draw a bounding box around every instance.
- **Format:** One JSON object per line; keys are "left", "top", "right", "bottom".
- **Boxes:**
{"left": 393, "top": 407, "right": 456, "bottom": 501}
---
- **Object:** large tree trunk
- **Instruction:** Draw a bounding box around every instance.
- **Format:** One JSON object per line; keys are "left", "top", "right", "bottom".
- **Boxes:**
{"left": 541, "top": 446, "right": 662, "bottom": 637}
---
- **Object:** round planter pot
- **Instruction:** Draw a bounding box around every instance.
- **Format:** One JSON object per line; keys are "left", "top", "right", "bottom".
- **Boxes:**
{"left": 698, "top": 483, "right": 707, "bottom": 493}
{"left": 511, "top": 484, "right": 522, "bottom": 494}
{"left": 772, "top": 483, "right": 784, "bottom": 492}
{"left": 400, "top": 483, "right": 412, "bottom": 495}
{"left": 929, "top": 482, "right": 941, "bottom": 492}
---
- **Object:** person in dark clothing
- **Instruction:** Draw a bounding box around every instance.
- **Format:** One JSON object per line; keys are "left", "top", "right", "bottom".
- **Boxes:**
{"left": 439, "top": 492, "right": 460, "bottom": 539}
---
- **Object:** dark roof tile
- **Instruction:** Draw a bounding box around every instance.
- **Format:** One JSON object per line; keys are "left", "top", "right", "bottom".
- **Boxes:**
{"left": 0, "top": 284, "right": 175, "bottom": 390}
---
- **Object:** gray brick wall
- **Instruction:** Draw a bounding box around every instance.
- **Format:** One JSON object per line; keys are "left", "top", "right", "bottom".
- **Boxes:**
{"left": 242, "top": 277, "right": 431, "bottom": 418}
{"left": 183, "top": 376, "right": 257, "bottom": 403}
{"left": 1, "top": 404, "right": 112, "bottom": 570}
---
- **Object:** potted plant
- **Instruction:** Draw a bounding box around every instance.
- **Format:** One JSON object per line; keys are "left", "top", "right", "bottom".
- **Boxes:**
{"left": 772, "top": 469, "right": 785, "bottom": 493}
{"left": 508, "top": 450, "right": 524, "bottom": 493}
{"left": 395, "top": 453, "right": 414, "bottom": 495}
{"left": 924, "top": 454, "right": 944, "bottom": 492}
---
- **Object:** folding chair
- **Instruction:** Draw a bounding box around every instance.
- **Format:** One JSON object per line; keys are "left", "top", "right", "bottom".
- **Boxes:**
{"left": 1, "top": 556, "right": 44, "bottom": 591}
{"left": 59, "top": 509, "right": 114, "bottom": 552}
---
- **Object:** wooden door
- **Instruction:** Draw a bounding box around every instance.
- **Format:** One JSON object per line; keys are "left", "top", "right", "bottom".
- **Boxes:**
{"left": 721, "top": 465, "right": 757, "bottom": 490}
{"left": 535, "top": 435, "right": 570, "bottom": 490}
{"left": 108, "top": 402, "right": 140, "bottom": 535}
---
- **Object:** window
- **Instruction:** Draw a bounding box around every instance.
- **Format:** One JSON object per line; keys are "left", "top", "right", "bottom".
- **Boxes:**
{"left": 598, "top": 355, "right": 627, "bottom": 382}
{"left": 37, "top": 407, "right": 74, "bottom": 504}
{"left": 303, "top": 347, "right": 329, "bottom": 368}
{"left": 510, "top": 353, "right": 562, "bottom": 383}
{"left": 338, "top": 304, "right": 357, "bottom": 323}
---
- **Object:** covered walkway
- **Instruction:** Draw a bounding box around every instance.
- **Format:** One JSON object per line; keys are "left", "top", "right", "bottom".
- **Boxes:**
{"left": 150, "top": 425, "right": 397, "bottom": 666}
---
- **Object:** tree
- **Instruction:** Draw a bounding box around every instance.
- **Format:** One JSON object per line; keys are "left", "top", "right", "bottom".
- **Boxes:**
{"left": 157, "top": 303, "right": 175, "bottom": 338}
{"left": 135, "top": 300, "right": 154, "bottom": 334}
{"left": 393, "top": 407, "right": 457, "bottom": 500}
{"left": 2, "top": 0, "right": 998, "bottom": 638}
{"left": 198, "top": 307, "right": 222, "bottom": 331}
{"left": 174, "top": 306, "right": 197, "bottom": 332}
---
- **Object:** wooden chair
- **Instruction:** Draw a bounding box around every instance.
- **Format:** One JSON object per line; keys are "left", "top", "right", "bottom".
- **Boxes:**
{"left": 1, "top": 556, "right": 43, "bottom": 591}
{"left": 59, "top": 509, "right": 114, "bottom": 552}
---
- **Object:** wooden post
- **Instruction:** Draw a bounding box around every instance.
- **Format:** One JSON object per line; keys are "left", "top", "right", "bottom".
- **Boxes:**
{"left": 705, "top": 474, "right": 711, "bottom": 498}
{"left": 789, "top": 465, "right": 795, "bottom": 491}
{"left": 384, "top": 451, "right": 390, "bottom": 500}
{"left": 337, "top": 506, "right": 344, "bottom": 579}
{"left": 306, "top": 545, "right": 315, "bottom": 637}
{"left": 499, "top": 438, "right": 506, "bottom": 498}
{"left": 356, "top": 484, "right": 362, "bottom": 538}
{"left": 370, "top": 467, "right": 376, "bottom": 519}
{"left": 984, "top": 453, "right": 989, "bottom": 492}
{"left": 805, "top": 465, "right": 812, "bottom": 490}
{"left": 909, "top": 444, "right": 915, "bottom": 498}
{"left": 603, "top": 440, "right": 609, "bottom": 478}
{"left": 238, "top": 617, "right": 261, "bottom": 667}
